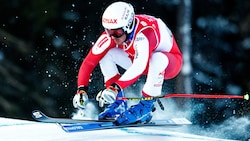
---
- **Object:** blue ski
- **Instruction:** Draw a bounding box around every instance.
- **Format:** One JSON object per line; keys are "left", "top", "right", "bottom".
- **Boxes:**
{"left": 60, "top": 118, "right": 192, "bottom": 132}
{"left": 32, "top": 110, "right": 192, "bottom": 132}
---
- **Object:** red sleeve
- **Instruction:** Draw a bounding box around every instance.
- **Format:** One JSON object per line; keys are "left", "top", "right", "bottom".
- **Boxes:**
{"left": 77, "top": 32, "right": 115, "bottom": 87}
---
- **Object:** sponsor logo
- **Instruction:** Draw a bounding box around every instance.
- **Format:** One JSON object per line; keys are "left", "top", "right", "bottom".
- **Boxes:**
{"left": 124, "top": 9, "right": 129, "bottom": 20}
{"left": 65, "top": 126, "right": 84, "bottom": 131}
{"left": 102, "top": 18, "right": 117, "bottom": 24}
{"left": 125, "top": 12, "right": 134, "bottom": 29}
{"left": 135, "top": 37, "right": 144, "bottom": 41}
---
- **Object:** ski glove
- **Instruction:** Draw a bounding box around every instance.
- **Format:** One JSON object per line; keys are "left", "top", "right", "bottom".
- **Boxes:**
{"left": 73, "top": 86, "right": 89, "bottom": 109}
{"left": 96, "top": 83, "right": 121, "bottom": 107}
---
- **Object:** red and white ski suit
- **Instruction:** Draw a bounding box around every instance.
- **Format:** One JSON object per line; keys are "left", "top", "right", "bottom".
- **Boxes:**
{"left": 78, "top": 14, "right": 182, "bottom": 97}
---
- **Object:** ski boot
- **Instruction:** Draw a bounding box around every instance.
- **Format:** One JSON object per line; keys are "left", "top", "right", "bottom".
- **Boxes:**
{"left": 98, "top": 99, "right": 127, "bottom": 120}
{"left": 115, "top": 99, "right": 155, "bottom": 125}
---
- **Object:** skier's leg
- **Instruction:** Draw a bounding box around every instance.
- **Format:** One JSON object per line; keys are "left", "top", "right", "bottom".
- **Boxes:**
{"left": 116, "top": 52, "right": 168, "bottom": 124}
{"left": 98, "top": 48, "right": 131, "bottom": 119}
{"left": 99, "top": 47, "right": 132, "bottom": 87}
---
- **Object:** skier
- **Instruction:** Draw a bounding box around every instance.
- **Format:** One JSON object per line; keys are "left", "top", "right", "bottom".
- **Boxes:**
{"left": 73, "top": 1, "right": 182, "bottom": 125}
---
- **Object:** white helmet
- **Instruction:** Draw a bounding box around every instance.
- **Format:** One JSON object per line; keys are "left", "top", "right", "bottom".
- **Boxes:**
{"left": 102, "top": 2, "right": 135, "bottom": 34}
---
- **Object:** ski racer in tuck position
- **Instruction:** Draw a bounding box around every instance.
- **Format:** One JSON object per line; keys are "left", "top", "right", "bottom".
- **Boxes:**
{"left": 73, "top": 1, "right": 183, "bottom": 125}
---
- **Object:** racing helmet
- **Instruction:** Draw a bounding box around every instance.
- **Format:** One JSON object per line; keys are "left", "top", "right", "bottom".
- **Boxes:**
{"left": 102, "top": 2, "right": 135, "bottom": 34}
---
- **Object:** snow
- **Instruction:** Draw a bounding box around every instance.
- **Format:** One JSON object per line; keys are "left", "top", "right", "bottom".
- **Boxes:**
{"left": 0, "top": 117, "right": 236, "bottom": 141}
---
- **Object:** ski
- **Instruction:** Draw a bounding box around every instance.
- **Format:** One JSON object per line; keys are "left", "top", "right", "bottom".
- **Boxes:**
{"left": 32, "top": 110, "right": 192, "bottom": 132}
{"left": 32, "top": 110, "right": 115, "bottom": 124}
{"left": 60, "top": 118, "right": 192, "bottom": 132}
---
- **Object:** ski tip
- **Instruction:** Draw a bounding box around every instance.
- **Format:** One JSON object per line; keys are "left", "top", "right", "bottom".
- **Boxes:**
{"left": 32, "top": 110, "right": 46, "bottom": 120}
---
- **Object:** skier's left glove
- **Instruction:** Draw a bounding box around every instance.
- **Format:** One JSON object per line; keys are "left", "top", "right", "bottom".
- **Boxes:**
{"left": 96, "top": 83, "right": 121, "bottom": 107}
{"left": 73, "top": 86, "right": 89, "bottom": 109}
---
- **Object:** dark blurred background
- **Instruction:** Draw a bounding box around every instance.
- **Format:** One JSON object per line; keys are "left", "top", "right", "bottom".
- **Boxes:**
{"left": 0, "top": 0, "right": 250, "bottom": 130}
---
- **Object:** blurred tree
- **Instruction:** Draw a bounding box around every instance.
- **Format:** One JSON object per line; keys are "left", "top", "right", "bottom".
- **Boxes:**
{"left": 174, "top": 0, "right": 193, "bottom": 110}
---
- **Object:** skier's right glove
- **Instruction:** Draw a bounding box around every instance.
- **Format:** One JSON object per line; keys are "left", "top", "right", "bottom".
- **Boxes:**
{"left": 73, "top": 86, "right": 89, "bottom": 109}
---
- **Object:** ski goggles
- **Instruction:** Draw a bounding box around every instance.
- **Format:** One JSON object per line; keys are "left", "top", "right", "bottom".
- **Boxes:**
{"left": 105, "top": 28, "right": 125, "bottom": 38}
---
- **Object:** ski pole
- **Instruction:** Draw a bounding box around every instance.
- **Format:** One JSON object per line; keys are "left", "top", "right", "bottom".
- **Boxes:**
{"left": 116, "top": 93, "right": 249, "bottom": 101}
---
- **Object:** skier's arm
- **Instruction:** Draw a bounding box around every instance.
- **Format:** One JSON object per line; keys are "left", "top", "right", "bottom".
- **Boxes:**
{"left": 116, "top": 28, "right": 158, "bottom": 89}
{"left": 116, "top": 33, "right": 150, "bottom": 88}
{"left": 77, "top": 33, "right": 114, "bottom": 88}
{"left": 74, "top": 33, "right": 114, "bottom": 109}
